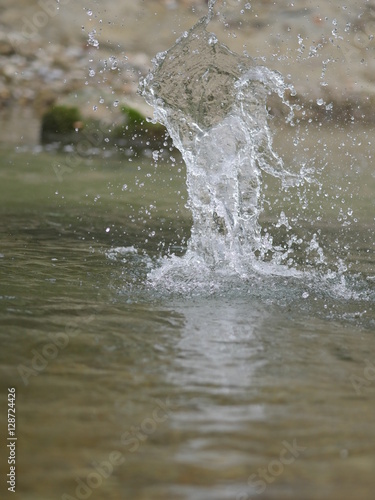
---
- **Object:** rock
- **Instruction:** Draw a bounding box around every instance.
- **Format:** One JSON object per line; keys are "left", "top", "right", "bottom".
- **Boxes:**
{"left": 0, "top": 83, "right": 11, "bottom": 101}
{"left": 0, "top": 39, "right": 14, "bottom": 55}
{"left": 2, "top": 63, "right": 17, "bottom": 79}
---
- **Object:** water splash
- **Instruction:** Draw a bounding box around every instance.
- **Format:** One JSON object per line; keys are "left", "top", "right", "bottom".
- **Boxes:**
{"left": 136, "top": 2, "right": 375, "bottom": 317}
{"left": 140, "top": 10, "right": 297, "bottom": 282}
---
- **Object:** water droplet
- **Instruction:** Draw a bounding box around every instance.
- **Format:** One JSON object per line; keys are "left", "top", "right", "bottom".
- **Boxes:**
{"left": 88, "top": 29, "right": 99, "bottom": 48}
{"left": 109, "top": 56, "right": 118, "bottom": 70}
{"left": 317, "top": 98, "right": 324, "bottom": 106}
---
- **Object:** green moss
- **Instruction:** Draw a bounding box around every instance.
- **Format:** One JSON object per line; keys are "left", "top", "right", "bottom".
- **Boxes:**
{"left": 120, "top": 105, "right": 145, "bottom": 130}
{"left": 41, "top": 105, "right": 82, "bottom": 142}
{"left": 39, "top": 103, "right": 175, "bottom": 153}
{"left": 112, "top": 105, "right": 168, "bottom": 149}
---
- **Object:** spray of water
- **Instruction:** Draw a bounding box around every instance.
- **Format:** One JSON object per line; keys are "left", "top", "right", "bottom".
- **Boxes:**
{"left": 135, "top": 0, "right": 374, "bottom": 314}
{"left": 140, "top": 5, "right": 300, "bottom": 285}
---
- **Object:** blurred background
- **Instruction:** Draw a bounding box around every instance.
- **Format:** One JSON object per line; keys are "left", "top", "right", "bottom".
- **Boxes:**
{"left": 0, "top": 0, "right": 374, "bottom": 147}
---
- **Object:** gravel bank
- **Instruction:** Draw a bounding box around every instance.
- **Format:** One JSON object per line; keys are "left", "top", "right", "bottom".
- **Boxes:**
{"left": 0, "top": 0, "right": 374, "bottom": 144}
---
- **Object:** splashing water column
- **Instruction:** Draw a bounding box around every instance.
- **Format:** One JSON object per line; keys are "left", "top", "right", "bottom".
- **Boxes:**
{"left": 140, "top": 12, "right": 295, "bottom": 275}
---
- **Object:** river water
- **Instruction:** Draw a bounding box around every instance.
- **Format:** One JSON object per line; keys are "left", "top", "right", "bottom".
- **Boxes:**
{"left": 0, "top": 122, "right": 374, "bottom": 499}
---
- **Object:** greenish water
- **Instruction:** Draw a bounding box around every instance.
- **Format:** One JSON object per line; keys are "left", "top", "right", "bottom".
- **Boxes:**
{"left": 0, "top": 134, "right": 375, "bottom": 500}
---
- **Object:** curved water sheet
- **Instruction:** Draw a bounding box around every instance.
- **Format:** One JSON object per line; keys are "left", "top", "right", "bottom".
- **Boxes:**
{"left": 140, "top": 9, "right": 299, "bottom": 288}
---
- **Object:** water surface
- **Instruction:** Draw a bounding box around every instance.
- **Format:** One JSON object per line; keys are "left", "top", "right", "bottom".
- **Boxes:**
{"left": 0, "top": 140, "right": 375, "bottom": 499}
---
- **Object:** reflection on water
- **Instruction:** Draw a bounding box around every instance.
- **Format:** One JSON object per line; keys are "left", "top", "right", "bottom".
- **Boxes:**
{"left": 0, "top": 145, "right": 374, "bottom": 499}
